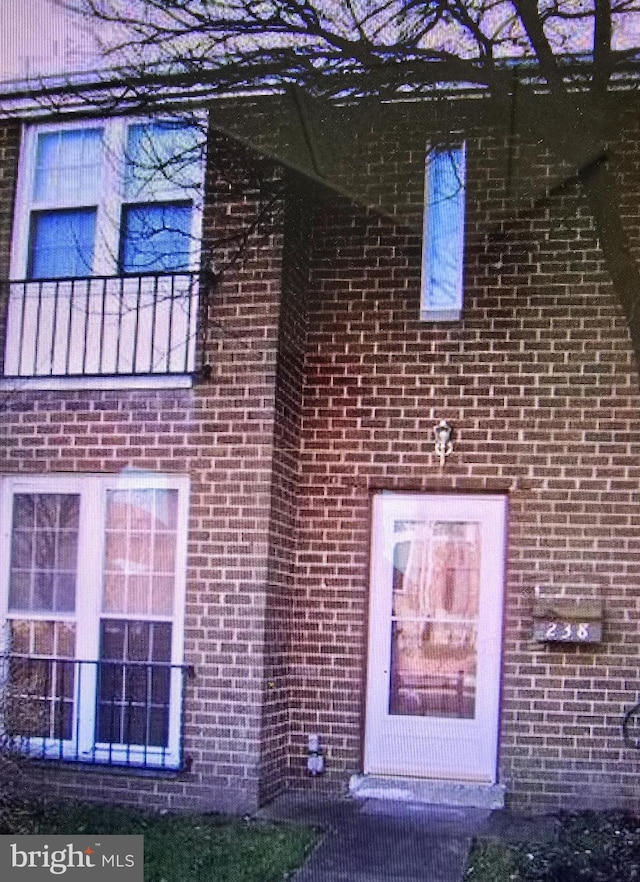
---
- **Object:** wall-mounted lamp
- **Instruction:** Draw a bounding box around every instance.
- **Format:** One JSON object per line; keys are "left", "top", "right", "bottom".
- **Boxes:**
{"left": 433, "top": 419, "right": 454, "bottom": 467}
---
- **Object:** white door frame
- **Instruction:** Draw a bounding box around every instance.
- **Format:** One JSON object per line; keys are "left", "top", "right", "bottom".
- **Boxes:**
{"left": 364, "top": 492, "right": 507, "bottom": 783}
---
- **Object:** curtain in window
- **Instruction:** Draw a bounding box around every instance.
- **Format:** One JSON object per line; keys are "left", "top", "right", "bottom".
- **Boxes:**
{"left": 99, "top": 488, "right": 178, "bottom": 748}
{"left": 28, "top": 128, "right": 102, "bottom": 279}
{"left": 34, "top": 128, "right": 102, "bottom": 204}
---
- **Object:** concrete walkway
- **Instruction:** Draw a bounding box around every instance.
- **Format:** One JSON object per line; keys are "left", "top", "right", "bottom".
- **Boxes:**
{"left": 259, "top": 792, "right": 493, "bottom": 882}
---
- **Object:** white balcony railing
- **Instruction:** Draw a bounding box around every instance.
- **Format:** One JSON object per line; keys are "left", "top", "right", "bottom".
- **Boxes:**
{"left": 3, "top": 272, "right": 198, "bottom": 379}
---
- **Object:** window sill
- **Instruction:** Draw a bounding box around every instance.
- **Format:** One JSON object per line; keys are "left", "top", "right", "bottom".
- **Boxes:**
{"left": 419, "top": 309, "right": 462, "bottom": 322}
{"left": 0, "top": 374, "right": 195, "bottom": 392}
{"left": 26, "top": 756, "right": 190, "bottom": 777}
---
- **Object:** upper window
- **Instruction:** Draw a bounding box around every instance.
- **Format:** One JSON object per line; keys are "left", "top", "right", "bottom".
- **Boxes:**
{"left": 421, "top": 143, "right": 466, "bottom": 321}
{"left": 13, "top": 119, "right": 202, "bottom": 281}
{"left": 0, "top": 474, "right": 190, "bottom": 770}
{"left": 4, "top": 119, "right": 203, "bottom": 382}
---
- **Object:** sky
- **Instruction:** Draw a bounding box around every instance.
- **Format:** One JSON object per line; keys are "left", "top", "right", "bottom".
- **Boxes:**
{"left": 2, "top": 1, "right": 640, "bottom": 86}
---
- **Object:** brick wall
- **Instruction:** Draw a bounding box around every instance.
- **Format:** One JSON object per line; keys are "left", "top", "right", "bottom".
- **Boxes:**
{"left": 0, "top": 119, "right": 20, "bottom": 375}
{"left": 259, "top": 173, "right": 312, "bottom": 802}
{"left": 284, "top": 96, "right": 640, "bottom": 811}
{"left": 2, "top": 91, "right": 640, "bottom": 814}
{"left": 0, "top": 123, "right": 290, "bottom": 813}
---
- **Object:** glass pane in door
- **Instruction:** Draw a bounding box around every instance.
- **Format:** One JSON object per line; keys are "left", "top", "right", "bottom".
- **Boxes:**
{"left": 7, "top": 620, "right": 76, "bottom": 740}
{"left": 97, "top": 620, "right": 171, "bottom": 747}
{"left": 102, "top": 488, "right": 178, "bottom": 615}
{"left": 9, "top": 493, "right": 80, "bottom": 613}
{"left": 389, "top": 520, "right": 480, "bottom": 719}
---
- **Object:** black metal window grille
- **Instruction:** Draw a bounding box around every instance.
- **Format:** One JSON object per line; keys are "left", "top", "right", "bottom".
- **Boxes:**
{"left": 3, "top": 654, "right": 191, "bottom": 771}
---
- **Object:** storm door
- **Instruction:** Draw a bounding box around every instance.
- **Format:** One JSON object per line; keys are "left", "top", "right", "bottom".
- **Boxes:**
{"left": 364, "top": 493, "right": 506, "bottom": 782}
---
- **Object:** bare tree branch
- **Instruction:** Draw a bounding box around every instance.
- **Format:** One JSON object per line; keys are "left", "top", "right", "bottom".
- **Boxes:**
{"left": 33, "top": 0, "right": 640, "bottom": 372}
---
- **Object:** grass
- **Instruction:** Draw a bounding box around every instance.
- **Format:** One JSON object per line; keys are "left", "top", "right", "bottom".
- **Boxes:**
{"left": 466, "top": 840, "right": 521, "bottom": 882}
{"left": 465, "top": 811, "right": 640, "bottom": 882}
{"left": 6, "top": 800, "right": 318, "bottom": 882}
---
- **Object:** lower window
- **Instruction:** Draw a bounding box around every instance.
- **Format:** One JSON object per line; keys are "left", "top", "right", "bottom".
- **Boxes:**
{"left": 1, "top": 474, "right": 189, "bottom": 770}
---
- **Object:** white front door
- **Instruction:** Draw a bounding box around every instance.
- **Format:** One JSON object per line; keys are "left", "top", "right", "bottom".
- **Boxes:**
{"left": 364, "top": 493, "right": 507, "bottom": 782}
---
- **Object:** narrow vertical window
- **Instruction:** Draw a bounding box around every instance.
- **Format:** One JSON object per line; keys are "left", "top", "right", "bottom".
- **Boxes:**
{"left": 421, "top": 144, "right": 466, "bottom": 321}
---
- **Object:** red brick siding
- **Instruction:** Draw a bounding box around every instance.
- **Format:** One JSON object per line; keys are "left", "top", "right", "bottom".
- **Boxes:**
{"left": 2, "top": 94, "right": 640, "bottom": 815}
{"left": 0, "top": 126, "right": 288, "bottom": 813}
{"left": 286, "top": 99, "right": 640, "bottom": 811}
{"left": 0, "top": 120, "right": 20, "bottom": 375}
{"left": 260, "top": 174, "right": 312, "bottom": 802}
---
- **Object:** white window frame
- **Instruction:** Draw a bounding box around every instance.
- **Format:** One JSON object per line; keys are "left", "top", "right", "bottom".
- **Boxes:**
{"left": 0, "top": 472, "right": 189, "bottom": 770}
{"left": 4, "top": 116, "right": 205, "bottom": 390}
{"left": 10, "top": 116, "right": 204, "bottom": 281}
{"left": 420, "top": 142, "right": 466, "bottom": 322}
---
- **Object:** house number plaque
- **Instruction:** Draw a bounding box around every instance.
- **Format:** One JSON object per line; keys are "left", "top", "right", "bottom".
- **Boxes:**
{"left": 534, "top": 620, "right": 602, "bottom": 643}
{"left": 532, "top": 595, "right": 603, "bottom": 644}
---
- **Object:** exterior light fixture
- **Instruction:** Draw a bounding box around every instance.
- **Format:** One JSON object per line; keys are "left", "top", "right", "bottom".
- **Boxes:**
{"left": 433, "top": 419, "right": 453, "bottom": 467}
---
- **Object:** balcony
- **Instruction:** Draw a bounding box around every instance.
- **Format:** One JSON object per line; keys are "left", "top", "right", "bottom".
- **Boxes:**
{"left": 3, "top": 654, "right": 193, "bottom": 771}
{"left": 2, "top": 272, "right": 198, "bottom": 387}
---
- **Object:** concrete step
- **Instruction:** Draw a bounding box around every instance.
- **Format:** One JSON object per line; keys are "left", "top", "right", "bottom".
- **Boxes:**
{"left": 349, "top": 774, "right": 506, "bottom": 809}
